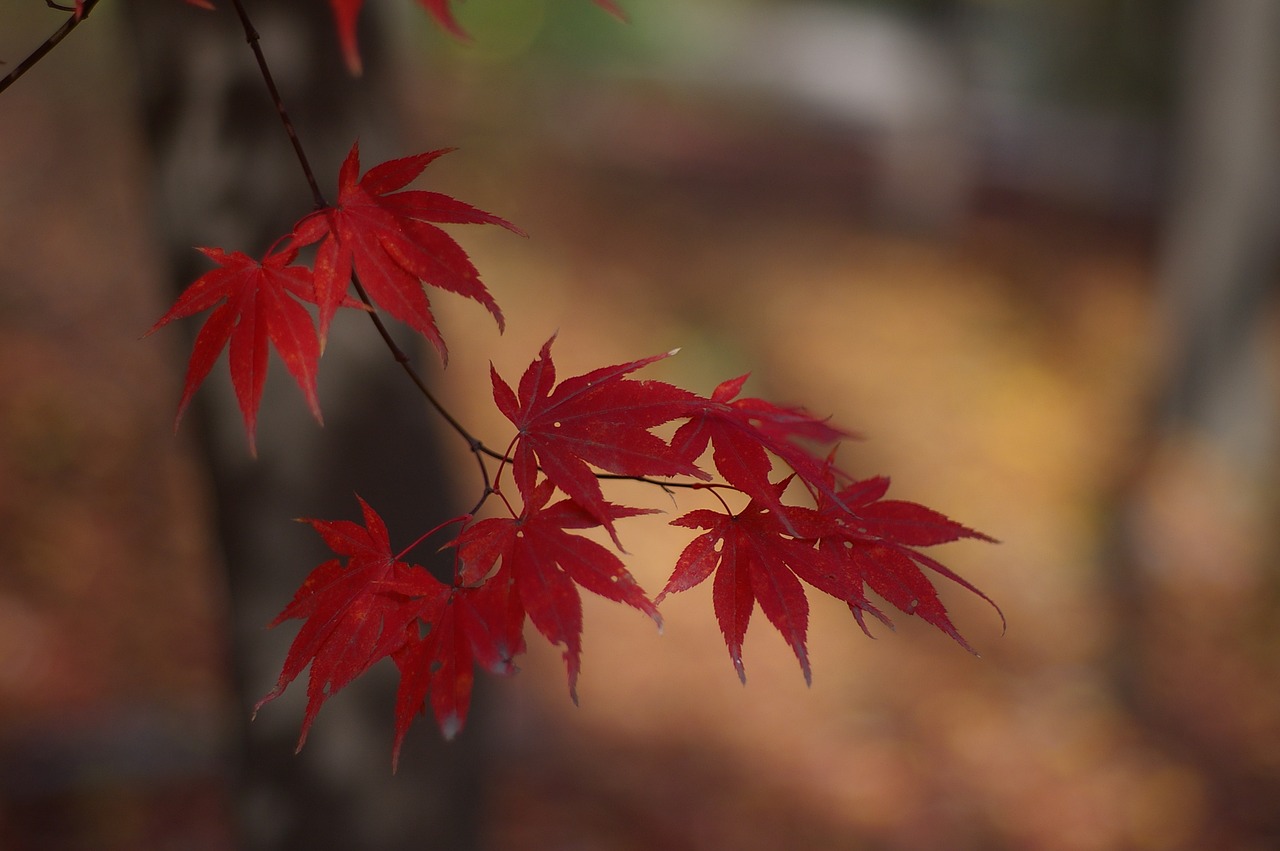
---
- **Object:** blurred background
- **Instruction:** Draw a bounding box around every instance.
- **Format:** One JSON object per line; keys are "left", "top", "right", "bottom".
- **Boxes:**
{"left": 2, "top": 0, "right": 1279, "bottom": 848}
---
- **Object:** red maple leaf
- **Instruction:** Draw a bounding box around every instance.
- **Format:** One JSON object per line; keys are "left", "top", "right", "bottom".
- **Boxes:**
{"left": 254, "top": 496, "right": 426, "bottom": 750}
{"left": 327, "top": 0, "right": 627, "bottom": 74}
{"left": 672, "top": 374, "right": 851, "bottom": 525}
{"left": 328, "top": 0, "right": 466, "bottom": 74}
{"left": 660, "top": 472, "right": 1001, "bottom": 681}
{"left": 811, "top": 475, "right": 1003, "bottom": 650}
{"left": 291, "top": 142, "right": 520, "bottom": 358}
{"left": 147, "top": 244, "right": 326, "bottom": 455}
{"left": 491, "top": 336, "right": 707, "bottom": 545}
{"left": 454, "top": 480, "right": 661, "bottom": 701}
{"left": 389, "top": 567, "right": 524, "bottom": 770}
{"left": 658, "top": 489, "right": 841, "bottom": 684}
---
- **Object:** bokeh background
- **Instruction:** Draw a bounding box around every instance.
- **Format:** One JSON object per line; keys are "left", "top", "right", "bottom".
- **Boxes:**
{"left": 3, "top": 0, "right": 1279, "bottom": 849}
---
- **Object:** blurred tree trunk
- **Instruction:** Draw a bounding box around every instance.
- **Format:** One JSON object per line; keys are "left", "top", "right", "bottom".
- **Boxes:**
{"left": 124, "top": 3, "right": 490, "bottom": 848}
{"left": 1155, "top": 0, "right": 1280, "bottom": 455}
{"left": 1105, "top": 0, "right": 1280, "bottom": 842}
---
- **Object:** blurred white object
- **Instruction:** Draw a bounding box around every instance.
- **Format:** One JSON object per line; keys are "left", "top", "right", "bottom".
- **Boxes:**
{"left": 653, "top": 0, "right": 1164, "bottom": 223}
{"left": 701, "top": 1, "right": 976, "bottom": 226}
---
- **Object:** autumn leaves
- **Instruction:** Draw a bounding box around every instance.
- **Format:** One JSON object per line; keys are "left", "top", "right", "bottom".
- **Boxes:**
{"left": 147, "top": 144, "right": 518, "bottom": 454}
{"left": 233, "top": 327, "right": 999, "bottom": 761}
{"left": 146, "top": 3, "right": 999, "bottom": 765}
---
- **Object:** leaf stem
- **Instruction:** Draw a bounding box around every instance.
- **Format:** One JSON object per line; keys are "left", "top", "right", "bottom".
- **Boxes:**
{"left": 0, "top": 0, "right": 99, "bottom": 96}
{"left": 395, "top": 514, "right": 471, "bottom": 561}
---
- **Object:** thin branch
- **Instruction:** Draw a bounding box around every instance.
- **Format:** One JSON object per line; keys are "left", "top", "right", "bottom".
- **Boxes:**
{"left": 346, "top": 273, "right": 498, "bottom": 454}
{"left": 0, "top": 0, "right": 99, "bottom": 96}
{"left": 226, "top": 0, "right": 510, "bottom": 479}
{"left": 227, "top": 0, "right": 326, "bottom": 208}
{"left": 598, "top": 473, "right": 743, "bottom": 512}
{"left": 595, "top": 473, "right": 725, "bottom": 490}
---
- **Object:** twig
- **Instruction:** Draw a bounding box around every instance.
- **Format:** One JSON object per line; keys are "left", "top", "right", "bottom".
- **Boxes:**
{"left": 226, "top": 0, "right": 326, "bottom": 208}
{"left": 225, "top": 0, "right": 502, "bottom": 473}
{"left": 0, "top": 0, "right": 99, "bottom": 96}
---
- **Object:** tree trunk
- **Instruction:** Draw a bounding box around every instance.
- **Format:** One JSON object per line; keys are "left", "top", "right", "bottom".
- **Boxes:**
{"left": 1102, "top": 0, "right": 1280, "bottom": 843}
{"left": 124, "top": 3, "right": 491, "bottom": 848}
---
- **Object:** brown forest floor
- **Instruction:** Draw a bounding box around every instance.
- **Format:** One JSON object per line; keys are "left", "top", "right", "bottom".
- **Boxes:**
{"left": 3, "top": 7, "right": 1280, "bottom": 851}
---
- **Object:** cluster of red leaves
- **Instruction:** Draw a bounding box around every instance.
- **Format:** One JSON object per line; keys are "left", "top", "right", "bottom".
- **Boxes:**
{"left": 242, "top": 337, "right": 999, "bottom": 765}
{"left": 148, "top": 142, "right": 516, "bottom": 454}
{"left": 145, "top": 2, "right": 1000, "bottom": 767}
{"left": 249, "top": 497, "right": 525, "bottom": 771}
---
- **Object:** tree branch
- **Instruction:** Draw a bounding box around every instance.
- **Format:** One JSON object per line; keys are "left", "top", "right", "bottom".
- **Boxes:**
{"left": 0, "top": 0, "right": 100, "bottom": 96}
{"left": 226, "top": 0, "right": 511, "bottom": 490}
{"left": 226, "top": 0, "right": 326, "bottom": 208}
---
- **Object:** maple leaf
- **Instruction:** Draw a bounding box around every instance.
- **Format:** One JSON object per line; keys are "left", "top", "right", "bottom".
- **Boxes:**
{"left": 291, "top": 142, "right": 521, "bottom": 358}
{"left": 661, "top": 472, "right": 1001, "bottom": 681}
{"left": 828, "top": 475, "right": 996, "bottom": 547}
{"left": 389, "top": 567, "right": 525, "bottom": 770}
{"left": 328, "top": 0, "right": 465, "bottom": 74}
{"left": 491, "top": 336, "right": 708, "bottom": 545}
{"left": 672, "top": 374, "right": 851, "bottom": 526}
{"left": 658, "top": 488, "right": 841, "bottom": 685}
{"left": 147, "top": 244, "right": 327, "bottom": 455}
{"left": 811, "top": 475, "right": 1003, "bottom": 650}
{"left": 454, "top": 480, "right": 661, "bottom": 701}
{"left": 254, "top": 496, "right": 426, "bottom": 750}
{"left": 328, "top": 0, "right": 628, "bottom": 74}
